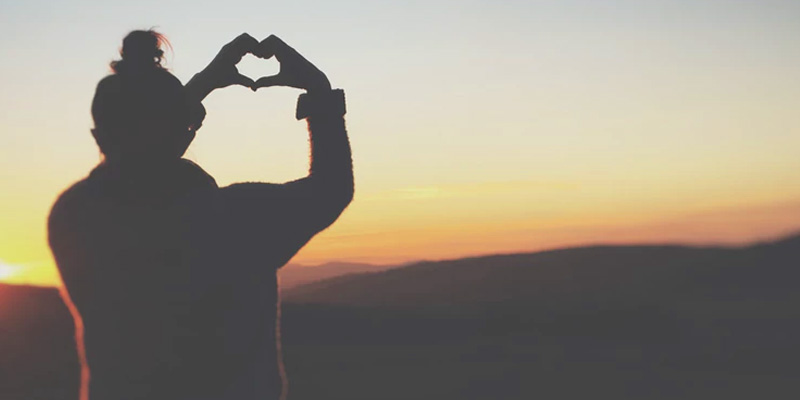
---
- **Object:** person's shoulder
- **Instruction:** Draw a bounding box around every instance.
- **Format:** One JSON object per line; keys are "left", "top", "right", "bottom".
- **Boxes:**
{"left": 212, "top": 182, "right": 288, "bottom": 221}
{"left": 48, "top": 178, "right": 94, "bottom": 227}
{"left": 219, "top": 182, "right": 283, "bottom": 200}
{"left": 176, "top": 158, "right": 218, "bottom": 189}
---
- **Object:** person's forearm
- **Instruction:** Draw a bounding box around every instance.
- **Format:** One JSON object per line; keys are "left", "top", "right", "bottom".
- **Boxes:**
{"left": 306, "top": 98, "right": 354, "bottom": 208}
{"left": 185, "top": 72, "right": 215, "bottom": 103}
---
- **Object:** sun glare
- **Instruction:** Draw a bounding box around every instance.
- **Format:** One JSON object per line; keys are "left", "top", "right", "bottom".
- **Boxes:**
{"left": 0, "top": 261, "right": 19, "bottom": 282}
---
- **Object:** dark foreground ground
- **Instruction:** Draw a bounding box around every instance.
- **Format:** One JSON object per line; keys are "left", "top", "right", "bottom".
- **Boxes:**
{"left": 2, "top": 235, "right": 800, "bottom": 399}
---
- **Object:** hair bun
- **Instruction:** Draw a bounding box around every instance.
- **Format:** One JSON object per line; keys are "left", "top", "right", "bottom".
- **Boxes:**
{"left": 111, "top": 30, "right": 168, "bottom": 74}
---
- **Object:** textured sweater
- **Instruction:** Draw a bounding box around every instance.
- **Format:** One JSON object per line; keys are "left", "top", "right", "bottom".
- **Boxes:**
{"left": 48, "top": 110, "right": 353, "bottom": 400}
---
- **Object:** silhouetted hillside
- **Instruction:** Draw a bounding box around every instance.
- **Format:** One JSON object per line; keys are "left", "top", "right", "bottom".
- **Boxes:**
{"left": 283, "top": 235, "right": 800, "bottom": 308}
{"left": 277, "top": 234, "right": 800, "bottom": 399}
{"left": 3, "top": 234, "right": 800, "bottom": 399}
{"left": 0, "top": 284, "right": 80, "bottom": 399}
{"left": 278, "top": 262, "right": 397, "bottom": 290}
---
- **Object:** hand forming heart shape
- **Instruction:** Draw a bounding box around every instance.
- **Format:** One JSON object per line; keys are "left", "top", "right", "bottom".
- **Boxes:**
{"left": 193, "top": 33, "right": 331, "bottom": 96}
{"left": 249, "top": 35, "right": 331, "bottom": 92}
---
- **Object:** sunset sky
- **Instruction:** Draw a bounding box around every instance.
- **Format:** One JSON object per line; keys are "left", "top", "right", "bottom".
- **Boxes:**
{"left": 1, "top": 0, "right": 800, "bottom": 286}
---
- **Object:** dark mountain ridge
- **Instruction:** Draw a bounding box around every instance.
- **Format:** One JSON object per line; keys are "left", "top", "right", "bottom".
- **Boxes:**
{"left": 283, "top": 234, "right": 800, "bottom": 307}
{"left": 278, "top": 261, "right": 397, "bottom": 290}
{"left": 3, "top": 234, "right": 800, "bottom": 399}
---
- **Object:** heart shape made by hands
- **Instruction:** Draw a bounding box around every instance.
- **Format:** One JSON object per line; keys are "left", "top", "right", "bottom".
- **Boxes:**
{"left": 235, "top": 53, "right": 280, "bottom": 89}
{"left": 205, "top": 34, "right": 329, "bottom": 93}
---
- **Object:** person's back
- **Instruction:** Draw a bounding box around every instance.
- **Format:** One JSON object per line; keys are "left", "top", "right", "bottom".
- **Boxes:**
{"left": 47, "top": 31, "right": 352, "bottom": 400}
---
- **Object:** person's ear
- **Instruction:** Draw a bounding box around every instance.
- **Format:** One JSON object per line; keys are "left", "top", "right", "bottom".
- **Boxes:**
{"left": 92, "top": 127, "right": 122, "bottom": 159}
{"left": 91, "top": 128, "right": 109, "bottom": 153}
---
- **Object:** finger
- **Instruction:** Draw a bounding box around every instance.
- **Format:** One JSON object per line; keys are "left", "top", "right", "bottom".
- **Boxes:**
{"left": 258, "top": 34, "right": 295, "bottom": 61}
{"left": 253, "top": 35, "right": 277, "bottom": 59}
{"left": 235, "top": 33, "right": 259, "bottom": 53}
{"left": 251, "top": 74, "right": 286, "bottom": 91}
{"left": 224, "top": 33, "right": 259, "bottom": 61}
{"left": 231, "top": 33, "right": 258, "bottom": 48}
{"left": 254, "top": 35, "right": 279, "bottom": 59}
{"left": 252, "top": 47, "right": 274, "bottom": 60}
{"left": 232, "top": 73, "right": 255, "bottom": 88}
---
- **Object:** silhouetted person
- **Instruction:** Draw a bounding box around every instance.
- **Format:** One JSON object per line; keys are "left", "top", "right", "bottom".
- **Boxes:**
{"left": 47, "top": 30, "right": 353, "bottom": 400}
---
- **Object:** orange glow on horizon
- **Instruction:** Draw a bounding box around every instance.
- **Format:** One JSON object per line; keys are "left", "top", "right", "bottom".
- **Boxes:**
{"left": 2, "top": 191, "right": 800, "bottom": 288}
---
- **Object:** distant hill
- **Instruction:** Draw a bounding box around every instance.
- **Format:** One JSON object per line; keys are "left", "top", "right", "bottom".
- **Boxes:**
{"left": 279, "top": 234, "right": 800, "bottom": 398}
{"left": 3, "top": 234, "right": 800, "bottom": 399}
{"left": 0, "top": 284, "right": 80, "bottom": 398}
{"left": 283, "top": 234, "right": 800, "bottom": 307}
{"left": 278, "top": 262, "right": 400, "bottom": 290}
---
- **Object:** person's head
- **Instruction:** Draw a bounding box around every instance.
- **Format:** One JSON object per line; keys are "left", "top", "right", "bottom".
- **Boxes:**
{"left": 91, "top": 30, "right": 204, "bottom": 164}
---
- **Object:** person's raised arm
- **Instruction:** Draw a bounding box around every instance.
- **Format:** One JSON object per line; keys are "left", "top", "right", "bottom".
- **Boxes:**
{"left": 251, "top": 34, "right": 353, "bottom": 219}
{"left": 218, "top": 35, "right": 353, "bottom": 266}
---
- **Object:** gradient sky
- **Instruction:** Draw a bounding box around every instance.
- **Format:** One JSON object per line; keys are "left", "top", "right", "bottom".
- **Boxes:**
{"left": 1, "top": 0, "right": 800, "bottom": 286}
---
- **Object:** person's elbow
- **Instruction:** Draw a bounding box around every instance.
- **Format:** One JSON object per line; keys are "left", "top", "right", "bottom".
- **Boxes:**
{"left": 323, "top": 169, "right": 354, "bottom": 211}
{"left": 314, "top": 181, "right": 353, "bottom": 231}
{"left": 340, "top": 179, "right": 354, "bottom": 209}
{"left": 330, "top": 181, "right": 354, "bottom": 218}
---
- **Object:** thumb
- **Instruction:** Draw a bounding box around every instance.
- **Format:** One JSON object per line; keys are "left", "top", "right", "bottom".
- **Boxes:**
{"left": 251, "top": 74, "right": 286, "bottom": 91}
{"left": 231, "top": 73, "right": 255, "bottom": 88}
